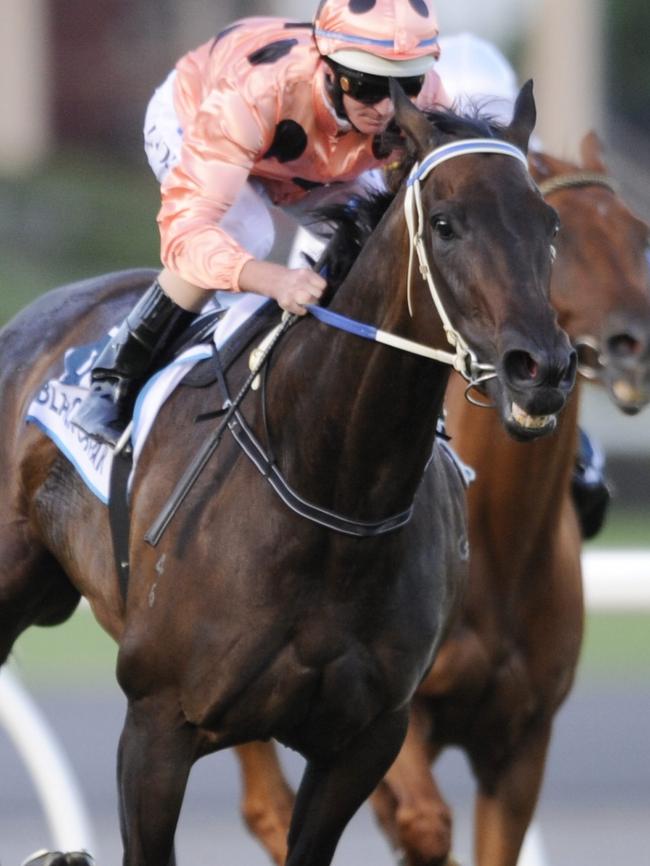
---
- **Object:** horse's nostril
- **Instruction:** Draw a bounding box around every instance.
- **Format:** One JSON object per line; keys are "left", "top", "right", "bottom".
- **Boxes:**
{"left": 503, "top": 350, "right": 540, "bottom": 385}
{"left": 607, "top": 332, "right": 642, "bottom": 359}
{"left": 503, "top": 347, "right": 577, "bottom": 391}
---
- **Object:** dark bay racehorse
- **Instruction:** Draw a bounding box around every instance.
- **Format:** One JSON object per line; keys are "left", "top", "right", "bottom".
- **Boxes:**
{"left": 0, "top": 84, "right": 574, "bottom": 866}
{"left": 234, "top": 137, "right": 650, "bottom": 866}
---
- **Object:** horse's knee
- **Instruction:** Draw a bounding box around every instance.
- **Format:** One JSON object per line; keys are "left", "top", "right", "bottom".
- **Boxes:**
{"left": 395, "top": 799, "right": 453, "bottom": 866}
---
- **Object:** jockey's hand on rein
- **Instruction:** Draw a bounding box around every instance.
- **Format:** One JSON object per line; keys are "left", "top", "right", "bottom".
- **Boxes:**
{"left": 239, "top": 259, "right": 326, "bottom": 316}
{"left": 274, "top": 266, "right": 326, "bottom": 316}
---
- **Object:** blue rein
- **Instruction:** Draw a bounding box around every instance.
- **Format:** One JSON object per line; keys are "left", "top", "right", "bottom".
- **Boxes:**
{"left": 306, "top": 304, "right": 379, "bottom": 341}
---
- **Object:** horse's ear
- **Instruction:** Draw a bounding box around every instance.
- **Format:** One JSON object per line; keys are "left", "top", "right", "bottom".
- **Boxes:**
{"left": 390, "top": 78, "right": 436, "bottom": 158}
{"left": 580, "top": 131, "right": 607, "bottom": 172}
{"left": 505, "top": 79, "right": 536, "bottom": 154}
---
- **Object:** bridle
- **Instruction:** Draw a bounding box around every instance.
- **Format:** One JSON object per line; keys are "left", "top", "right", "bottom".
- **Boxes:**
{"left": 537, "top": 171, "right": 618, "bottom": 199}
{"left": 404, "top": 138, "right": 529, "bottom": 400}
{"left": 145, "top": 161, "right": 624, "bottom": 545}
{"left": 537, "top": 170, "right": 620, "bottom": 381}
{"left": 307, "top": 137, "right": 531, "bottom": 406}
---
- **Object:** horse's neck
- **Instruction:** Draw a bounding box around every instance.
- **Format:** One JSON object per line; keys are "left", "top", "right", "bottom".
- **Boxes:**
{"left": 445, "top": 374, "right": 581, "bottom": 578}
{"left": 270, "top": 209, "right": 450, "bottom": 514}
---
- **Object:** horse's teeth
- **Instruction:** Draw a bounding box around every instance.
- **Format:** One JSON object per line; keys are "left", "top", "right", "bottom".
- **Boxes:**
{"left": 511, "top": 402, "right": 553, "bottom": 429}
{"left": 612, "top": 380, "right": 642, "bottom": 404}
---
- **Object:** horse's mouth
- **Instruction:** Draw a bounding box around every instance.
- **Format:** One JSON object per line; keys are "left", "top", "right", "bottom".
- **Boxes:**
{"left": 508, "top": 401, "right": 558, "bottom": 435}
{"left": 606, "top": 376, "right": 649, "bottom": 415}
{"left": 586, "top": 327, "right": 650, "bottom": 414}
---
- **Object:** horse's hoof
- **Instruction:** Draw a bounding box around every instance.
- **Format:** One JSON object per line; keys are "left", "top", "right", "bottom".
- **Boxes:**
{"left": 20, "top": 851, "right": 95, "bottom": 866}
{"left": 20, "top": 852, "right": 66, "bottom": 866}
{"left": 64, "top": 853, "right": 96, "bottom": 866}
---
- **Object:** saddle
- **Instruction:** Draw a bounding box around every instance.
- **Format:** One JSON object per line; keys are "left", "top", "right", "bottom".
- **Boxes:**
{"left": 109, "top": 299, "right": 283, "bottom": 597}
{"left": 180, "top": 299, "right": 280, "bottom": 388}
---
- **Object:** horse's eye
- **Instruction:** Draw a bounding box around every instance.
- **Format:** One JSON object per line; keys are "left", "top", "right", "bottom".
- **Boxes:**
{"left": 431, "top": 216, "right": 455, "bottom": 241}
{"left": 551, "top": 219, "right": 561, "bottom": 239}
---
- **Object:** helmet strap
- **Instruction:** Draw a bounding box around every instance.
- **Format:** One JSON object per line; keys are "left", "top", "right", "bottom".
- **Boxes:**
{"left": 323, "top": 61, "right": 347, "bottom": 119}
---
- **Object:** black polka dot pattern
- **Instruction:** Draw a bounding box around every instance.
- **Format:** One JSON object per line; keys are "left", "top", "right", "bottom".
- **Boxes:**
{"left": 248, "top": 39, "right": 298, "bottom": 66}
{"left": 210, "top": 23, "right": 241, "bottom": 53}
{"left": 292, "top": 178, "right": 325, "bottom": 191}
{"left": 263, "top": 120, "right": 308, "bottom": 163}
{"left": 350, "top": 0, "right": 378, "bottom": 12}
{"left": 409, "top": 0, "right": 430, "bottom": 18}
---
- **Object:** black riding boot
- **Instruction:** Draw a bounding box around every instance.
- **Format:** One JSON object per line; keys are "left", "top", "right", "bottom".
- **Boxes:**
{"left": 71, "top": 280, "right": 195, "bottom": 447}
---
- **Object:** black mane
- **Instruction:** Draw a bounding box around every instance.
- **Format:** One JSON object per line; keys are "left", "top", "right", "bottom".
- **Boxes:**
{"left": 308, "top": 193, "right": 395, "bottom": 298}
{"left": 309, "top": 104, "right": 508, "bottom": 297}
{"left": 425, "top": 104, "right": 507, "bottom": 141}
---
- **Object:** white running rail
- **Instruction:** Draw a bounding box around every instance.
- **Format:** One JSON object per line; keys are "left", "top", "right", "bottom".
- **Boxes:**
{"left": 0, "top": 549, "right": 647, "bottom": 862}
{"left": 582, "top": 549, "right": 650, "bottom": 609}
{"left": 0, "top": 665, "right": 96, "bottom": 854}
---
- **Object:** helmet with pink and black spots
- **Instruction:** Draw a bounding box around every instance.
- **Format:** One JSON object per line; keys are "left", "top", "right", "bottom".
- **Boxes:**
{"left": 313, "top": 0, "right": 440, "bottom": 77}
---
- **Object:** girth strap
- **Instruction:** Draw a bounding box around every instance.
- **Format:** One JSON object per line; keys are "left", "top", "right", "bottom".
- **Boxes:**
{"left": 108, "top": 441, "right": 134, "bottom": 600}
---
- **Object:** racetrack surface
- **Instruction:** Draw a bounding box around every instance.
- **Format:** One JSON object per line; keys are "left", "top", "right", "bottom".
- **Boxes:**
{"left": 1, "top": 669, "right": 648, "bottom": 866}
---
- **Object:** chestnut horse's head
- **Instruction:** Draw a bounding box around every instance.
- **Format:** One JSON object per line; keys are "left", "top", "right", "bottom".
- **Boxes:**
{"left": 532, "top": 133, "right": 650, "bottom": 415}
{"left": 391, "top": 80, "right": 576, "bottom": 440}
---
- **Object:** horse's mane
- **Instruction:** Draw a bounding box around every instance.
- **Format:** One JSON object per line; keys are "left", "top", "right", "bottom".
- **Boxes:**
{"left": 310, "top": 105, "right": 508, "bottom": 297}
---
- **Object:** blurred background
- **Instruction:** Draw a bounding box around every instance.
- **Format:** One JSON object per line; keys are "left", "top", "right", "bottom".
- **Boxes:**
{"left": 1, "top": 2, "right": 648, "bottom": 865}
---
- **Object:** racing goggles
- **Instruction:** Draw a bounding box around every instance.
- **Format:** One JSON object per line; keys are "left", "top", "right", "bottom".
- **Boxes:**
{"left": 336, "top": 65, "right": 425, "bottom": 105}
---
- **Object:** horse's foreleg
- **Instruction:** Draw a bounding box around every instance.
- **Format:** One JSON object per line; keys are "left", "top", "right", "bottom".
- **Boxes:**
{"left": 473, "top": 721, "right": 552, "bottom": 866}
{"left": 236, "top": 741, "right": 295, "bottom": 865}
{"left": 117, "top": 695, "right": 197, "bottom": 866}
{"left": 285, "top": 709, "right": 408, "bottom": 866}
{"left": 371, "top": 700, "right": 455, "bottom": 866}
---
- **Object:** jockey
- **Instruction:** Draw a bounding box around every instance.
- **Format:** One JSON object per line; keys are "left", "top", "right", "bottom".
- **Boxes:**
{"left": 71, "top": 0, "right": 449, "bottom": 447}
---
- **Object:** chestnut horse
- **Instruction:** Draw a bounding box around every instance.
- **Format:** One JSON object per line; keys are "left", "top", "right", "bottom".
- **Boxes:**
{"left": 234, "top": 134, "right": 650, "bottom": 866}
{"left": 0, "top": 85, "right": 574, "bottom": 866}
